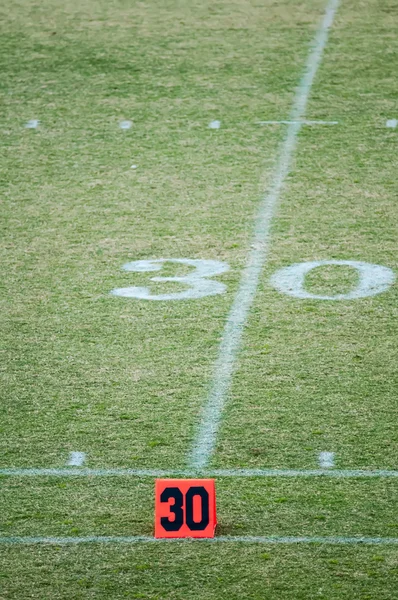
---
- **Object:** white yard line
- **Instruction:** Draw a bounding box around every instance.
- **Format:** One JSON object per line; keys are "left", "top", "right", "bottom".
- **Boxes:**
{"left": 1, "top": 535, "right": 397, "bottom": 545}
{"left": 189, "top": 0, "right": 341, "bottom": 469}
{"left": 1, "top": 467, "right": 397, "bottom": 478}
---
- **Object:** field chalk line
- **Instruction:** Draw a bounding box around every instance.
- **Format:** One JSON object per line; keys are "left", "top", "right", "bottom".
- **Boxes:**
{"left": 189, "top": 0, "right": 341, "bottom": 469}
{"left": 1, "top": 467, "right": 397, "bottom": 478}
{"left": 1, "top": 535, "right": 397, "bottom": 546}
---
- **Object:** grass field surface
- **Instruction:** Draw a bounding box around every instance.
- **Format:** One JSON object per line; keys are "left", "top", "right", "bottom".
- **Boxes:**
{"left": 1, "top": 0, "right": 397, "bottom": 597}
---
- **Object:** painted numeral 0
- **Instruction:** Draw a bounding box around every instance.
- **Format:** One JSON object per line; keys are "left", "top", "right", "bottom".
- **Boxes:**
{"left": 111, "top": 258, "right": 229, "bottom": 300}
{"left": 270, "top": 260, "right": 395, "bottom": 300}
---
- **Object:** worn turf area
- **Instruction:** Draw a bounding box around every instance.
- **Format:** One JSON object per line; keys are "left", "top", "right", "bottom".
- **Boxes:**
{"left": 1, "top": 0, "right": 397, "bottom": 597}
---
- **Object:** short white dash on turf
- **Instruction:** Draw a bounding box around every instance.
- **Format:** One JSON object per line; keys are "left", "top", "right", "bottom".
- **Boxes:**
{"left": 130, "top": 164, "right": 138, "bottom": 169}
{"left": 67, "top": 452, "right": 86, "bottom": 466}
{"left": 319, "top": 451, "right": 335, "bottom": 468}
{"left": 25, "top": 120, "right": 39, "bottom": 128}
{"left": 257, "top": 120, "right": 338, "bottom": 125}
{"left": 119, "top": 120, "right": 132, "bottom": 129}
{"left": 209, "top": 120, "right": 221, "bottom": 129}
{"left": 386, "top": 118, "right": 397, "bottom": 129}
{"left": 1, "top": 535, "right": 397, "bottom": 546}
{"left": 189, "top": 0, "right": 341, "bottom": 469}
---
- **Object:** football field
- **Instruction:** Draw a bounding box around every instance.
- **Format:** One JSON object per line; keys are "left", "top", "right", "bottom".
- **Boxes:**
{"left": 1, "top": 0, "right": 398, "bottom": 597}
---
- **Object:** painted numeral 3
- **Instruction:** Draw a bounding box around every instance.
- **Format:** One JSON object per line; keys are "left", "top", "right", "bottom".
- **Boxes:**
{"left": 111, "top": 258, "right": 229, "bottom": 300}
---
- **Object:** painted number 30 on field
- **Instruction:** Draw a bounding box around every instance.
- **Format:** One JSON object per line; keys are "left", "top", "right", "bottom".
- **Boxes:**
{"left": 110, "top": 258, "right": 395, "bottom": 301}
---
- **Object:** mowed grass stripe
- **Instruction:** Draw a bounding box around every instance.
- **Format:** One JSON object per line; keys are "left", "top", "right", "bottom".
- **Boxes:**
{"left": 2, "top": 475, "right": 395, "bottom": 539}
{"left": 190, "top": 0, "right": 341, "bottom": 469}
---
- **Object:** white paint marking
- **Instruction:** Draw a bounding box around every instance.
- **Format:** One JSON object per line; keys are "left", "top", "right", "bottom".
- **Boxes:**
{"left": 67, "top": 452, "right": 86, "bottom": 467}
{"left": 319, "top": 451, "right": 335, "bottom": 468}
{"left": 257, "top": 120, "right": 338, "bottom": 125}
{"left": 130, "top": 164, "right": 138, "bottom": 169}
{"left": 1, "top": 535, "right": 397, "bottom": 546}
{"left": 111, "top": 258, "right": 229, "bottom": 301}
{"left": 119, "top": 120, "right": 132, "bottom": 130}
{"left": 2, "top": 467, "right": 397, "bottom": 478}
{"left": 209, "top": 120, "right": 221, "bottom": 129}
{"left": 189, "top": 0, "right": 341, "bottom": 469}
{"left": 25, "top": 120, "right": 39, "bottom": 129}
{"left": 386, "top": 119, "right": 397, "bottom": 129}
{"left": 270, "top": 260, "right": 395, "bottom": 300}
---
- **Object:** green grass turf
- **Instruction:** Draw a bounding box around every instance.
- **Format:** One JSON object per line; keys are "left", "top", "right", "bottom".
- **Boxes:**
{"left": 1, "top": 544, "right": 397, "bottom": 600}
{"left": 1, "top": 0, "right": 398, "bottom": 597}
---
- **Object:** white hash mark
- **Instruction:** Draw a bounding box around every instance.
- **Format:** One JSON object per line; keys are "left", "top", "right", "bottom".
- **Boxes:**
{"left": 319, "top": 451, "right": 335, "bottom": 468}
{"left": 67, "top": 452, "right": 86, "bottom": 466}
{"left": 119, "top": 120, "right": 132, "bottom": 129}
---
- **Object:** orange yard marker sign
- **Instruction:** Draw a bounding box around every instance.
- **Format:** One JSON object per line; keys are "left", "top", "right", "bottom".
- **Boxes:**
{"left": 155, "top": 479, "right": 217, "bottom": 538}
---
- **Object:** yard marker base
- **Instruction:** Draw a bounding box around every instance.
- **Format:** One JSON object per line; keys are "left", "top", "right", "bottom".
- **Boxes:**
{"left": 155, "top": 479, "right": 216, "bottom": 539}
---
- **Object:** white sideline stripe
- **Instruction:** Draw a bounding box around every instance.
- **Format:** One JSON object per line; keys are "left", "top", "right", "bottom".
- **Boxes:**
{"left": 319, "top": 451, "right": 335, "bottom": 468}
{"left": 257, "top": 120, "right": 338, "bottom": 125}
{"left": 1, "top": 467, "right": 397, "bottom": 478}
{"left": 67, "top": 452, "right": 86, "bottom": 466}
{"left": 1, "top": 535, "right": 397, "bottom": 546}
{"left": 189, "top": 0, "right": 341, "bottom": 469}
